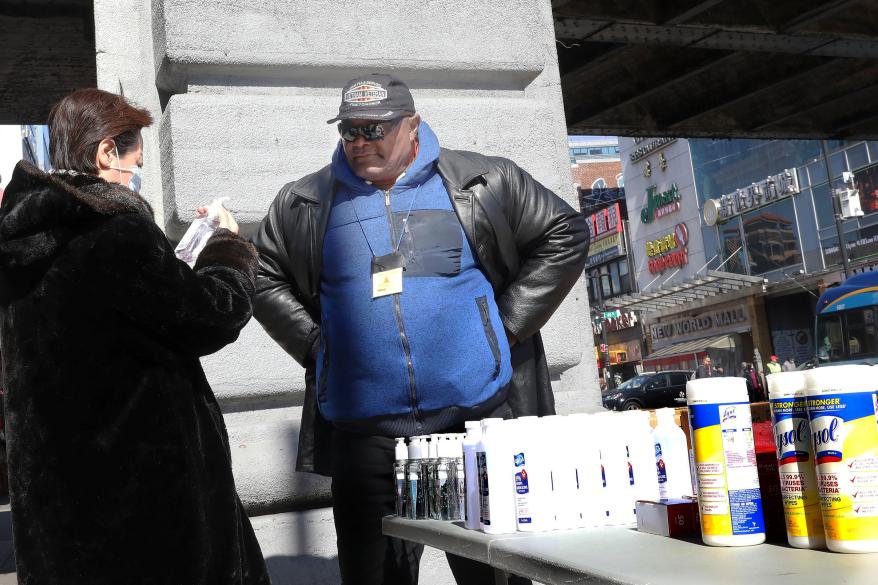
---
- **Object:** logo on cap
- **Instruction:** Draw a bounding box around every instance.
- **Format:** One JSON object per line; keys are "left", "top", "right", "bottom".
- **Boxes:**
{"left": 344, "top": 82, "right": 388, "bottom": 105}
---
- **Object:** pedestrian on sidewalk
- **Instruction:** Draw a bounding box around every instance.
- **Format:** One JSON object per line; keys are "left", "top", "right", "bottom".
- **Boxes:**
{"left": 695, "top": 355, "right": 715, "bottom": 378}
{"left": 251, "top": 73, "right": 589, "bottom": 585}
{"left": 0, "top": 89, "right": 269, "bottom": 585}
{"left": 766, "top": 354, "right": 783, "bottom": 374}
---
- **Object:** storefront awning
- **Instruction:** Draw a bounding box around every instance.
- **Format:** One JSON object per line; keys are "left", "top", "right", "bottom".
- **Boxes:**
{"left": 606, "top": 270, "right": 766, "bottom": 314}
{"left": 643, "top": 334, "right": 736, "bottom": 362}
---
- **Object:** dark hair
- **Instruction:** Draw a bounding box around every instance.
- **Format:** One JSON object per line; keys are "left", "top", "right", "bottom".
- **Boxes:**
{"left": 47, "top": 89, "right": 153, "bottom": 173}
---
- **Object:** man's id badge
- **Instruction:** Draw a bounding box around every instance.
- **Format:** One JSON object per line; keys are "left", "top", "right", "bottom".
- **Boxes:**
{"left": 371, "top": 252, "right": 405, "bottom": 298}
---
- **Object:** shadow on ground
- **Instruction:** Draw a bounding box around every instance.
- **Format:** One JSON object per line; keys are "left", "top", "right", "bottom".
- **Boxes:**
{"left": 265, "top": 555, "right": 340, "bottom": 585}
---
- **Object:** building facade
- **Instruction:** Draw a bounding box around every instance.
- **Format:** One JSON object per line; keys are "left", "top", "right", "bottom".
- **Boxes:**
{"left": 617, "top": 136, "right": 878, "bottom": 379}
{"left": 618, "top": 136, "right": 770, "bottom": 377}
{"left": 569, "top": 137, "right": 645, "bottom": 387}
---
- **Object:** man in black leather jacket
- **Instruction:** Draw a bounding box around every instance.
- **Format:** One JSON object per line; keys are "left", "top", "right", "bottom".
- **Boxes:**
{"left": 252, "top": 74, "right": 589, "bottom": 585}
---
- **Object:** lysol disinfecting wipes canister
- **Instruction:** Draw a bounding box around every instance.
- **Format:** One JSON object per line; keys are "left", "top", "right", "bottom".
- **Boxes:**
{"left": 767, "top": 371, "right": 825, "bottom": 549}
{"left": 687, "top": 377, "right": 765, "bottom": 546}
{"left": 805, "top": 366, "right": 878, "bottom": 553}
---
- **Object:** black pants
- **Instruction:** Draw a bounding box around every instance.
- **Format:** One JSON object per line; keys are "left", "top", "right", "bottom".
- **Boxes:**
{"left": 330, "top": 427, "right": 532, "bottom": 585}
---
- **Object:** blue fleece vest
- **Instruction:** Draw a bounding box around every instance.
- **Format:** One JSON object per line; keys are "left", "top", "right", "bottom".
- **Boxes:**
{"left": 317, "top": 122, "right": 512, "bottom": 426}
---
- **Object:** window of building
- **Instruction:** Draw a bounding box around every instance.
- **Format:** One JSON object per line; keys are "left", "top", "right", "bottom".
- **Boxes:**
{"left": 689, "top": 139, "right": 821, "bottom": 205}
{"left": 797, "top": 164, "right": 810, "bottom": 188}
{"left": 600, "top": 269, "right": 612, "bottom": 299}
{"left": 847, "top": 142, "right": 869, "bottom": 171}
{"left": 586, "top": 258, "right": 633, "bottom": 303}
{"left": 811, "top": 182, "right": 834, "bottom": 229}
{"left": 742, "top": 198, "right": 802, "bottom": 275}
{"left": 807, "top": 160, "right": 828, "bottom": 186}
{"left": 609, "top": 261, "right": 621, "bottom": 293}
{"left": 830, "top": 151, "right": 847, "bottom": 176}
{"left": 791, "top": 186, "right": 822, "bottom": 273}
{"left": 592, "top": 178, "right": 607, "bottom": 189}
{"left": 718, "top": 216, "right": 746, "bottom": 274}
{"left": 569, "top": 145, "right": 620, "bottom": 158}
{"left": 616, "top": 173, "right": 624, "bottom": 188}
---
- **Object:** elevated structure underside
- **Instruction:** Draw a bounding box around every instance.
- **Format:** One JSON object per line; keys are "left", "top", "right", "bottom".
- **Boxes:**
{"left": 554, "top": 0, "right": 878, "bottom": 139}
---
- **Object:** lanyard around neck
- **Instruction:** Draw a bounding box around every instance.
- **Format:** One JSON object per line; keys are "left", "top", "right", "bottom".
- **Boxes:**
{"left": 349, "top": 185, "right": 420, "bottom": 258}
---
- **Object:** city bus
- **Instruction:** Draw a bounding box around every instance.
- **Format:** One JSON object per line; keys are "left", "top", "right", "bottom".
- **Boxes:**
{"left": 816, "top": 271, "right": 878, "bottom": 364}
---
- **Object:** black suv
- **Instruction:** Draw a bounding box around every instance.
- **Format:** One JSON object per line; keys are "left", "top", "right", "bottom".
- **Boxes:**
{"left": 602, "top": 370, "right": 691, "bottom": 411}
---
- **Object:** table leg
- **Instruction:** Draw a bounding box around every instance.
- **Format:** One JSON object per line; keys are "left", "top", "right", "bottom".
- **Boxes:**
{"left": 493, "top": 567, "right": 510, "bottom": 585}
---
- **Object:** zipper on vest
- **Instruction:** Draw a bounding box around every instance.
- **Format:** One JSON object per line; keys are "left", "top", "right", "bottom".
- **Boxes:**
{"left": 384, "top": 189, "right": 423, "bottom": 426}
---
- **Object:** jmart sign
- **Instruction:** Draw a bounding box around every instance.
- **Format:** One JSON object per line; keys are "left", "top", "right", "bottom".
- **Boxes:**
{"left": 641, "top": 184, "right": 681, "bottom": 224}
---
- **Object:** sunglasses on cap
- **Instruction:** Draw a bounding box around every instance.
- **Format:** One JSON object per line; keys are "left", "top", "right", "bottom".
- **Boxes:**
{"left": 338, "top": 118, "right": 404, "bottom": 142}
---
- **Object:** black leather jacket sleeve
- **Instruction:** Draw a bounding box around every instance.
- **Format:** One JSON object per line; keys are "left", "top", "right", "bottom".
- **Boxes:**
{"left": 251, "top": 189, "right": 320, "bottom": 368}
{"left": 489, "top": 158, "right": 590, "bottom": 342}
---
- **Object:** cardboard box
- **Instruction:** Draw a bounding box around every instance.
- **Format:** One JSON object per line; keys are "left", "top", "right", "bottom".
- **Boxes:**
{"left": 636, "top": 499, "right": 700, "bottom": 538}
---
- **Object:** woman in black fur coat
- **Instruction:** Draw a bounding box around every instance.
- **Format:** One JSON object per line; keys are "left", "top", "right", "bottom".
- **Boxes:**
{"left": 0, "top": 89, "right": 270, "bottom": 584}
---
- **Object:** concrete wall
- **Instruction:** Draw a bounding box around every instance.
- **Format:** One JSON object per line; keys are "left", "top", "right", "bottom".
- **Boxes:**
{"left": 95, "top": 1, "right": 599, "bottom": 582}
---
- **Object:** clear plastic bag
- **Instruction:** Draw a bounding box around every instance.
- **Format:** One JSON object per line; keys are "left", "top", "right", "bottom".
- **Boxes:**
{"left": 174, "top": 197, "right": 229, "bottom": 267}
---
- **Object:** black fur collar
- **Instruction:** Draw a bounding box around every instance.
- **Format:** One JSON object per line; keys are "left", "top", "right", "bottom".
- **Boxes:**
{"left": 17, "top": 160, "right": 154, "bottom": 218}
{"left": 0, "top": 161, "right": 155, "bottom": 305}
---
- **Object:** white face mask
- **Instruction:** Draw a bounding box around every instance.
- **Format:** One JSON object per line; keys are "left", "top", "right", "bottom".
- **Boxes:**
{"left": 109, "top": 145, "right": 142, "bottom": 193}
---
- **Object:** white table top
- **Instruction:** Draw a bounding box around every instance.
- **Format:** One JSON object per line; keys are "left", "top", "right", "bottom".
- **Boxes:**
{"left": 382, "top": 517, "right": 876, "bottom": 585}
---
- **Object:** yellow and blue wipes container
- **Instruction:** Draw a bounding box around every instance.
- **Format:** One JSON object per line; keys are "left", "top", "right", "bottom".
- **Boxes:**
{"left": 687, "top": 377, "right": 766, "bottom": 546}
{"left": 767, "top": 371, "right": 825, "bottom": 549}
{"left": 805, "top": 366, "right": 878, "bottom": 553}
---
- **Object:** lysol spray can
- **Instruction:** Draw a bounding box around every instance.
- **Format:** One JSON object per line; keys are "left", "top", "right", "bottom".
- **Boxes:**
{"left": 687, "top": 377, "right": 765, "bottom": 546}
{"left": 767, "top": 371, "right": 825, "bottom": 549}
{"left": 806, "top": 365, "right": 878, "bottom": 553}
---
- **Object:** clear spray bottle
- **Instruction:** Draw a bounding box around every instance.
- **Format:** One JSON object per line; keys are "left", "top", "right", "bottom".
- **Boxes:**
{"left": 428, "top": 434, "right": 441, "bottom": 519}
{"left": 463, "top": 423, "right": 483, "bottom": 529}
{"left": 435, "top": 436, "right": 457, "bottom": 520}
{"left": 454, "top": 434, "right": 466, "bottom": 521}
{"left": 406, "top": 437, "right": 428, "bottom": 519}
{"left": 393, "top": 438, "right": 407, "bottom": 517}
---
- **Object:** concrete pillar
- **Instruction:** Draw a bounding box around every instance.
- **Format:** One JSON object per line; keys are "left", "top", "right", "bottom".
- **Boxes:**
{"left": 95, "top": 1, "right": 599, "bottom": 582}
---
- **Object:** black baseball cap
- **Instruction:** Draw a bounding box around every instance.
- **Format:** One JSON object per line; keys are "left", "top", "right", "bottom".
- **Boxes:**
{"left": 326, "top": 73, "right": 416, "bottom": 124}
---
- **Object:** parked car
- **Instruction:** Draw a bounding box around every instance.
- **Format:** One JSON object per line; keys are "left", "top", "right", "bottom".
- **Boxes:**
{"left": 601, "top": 370, "right": 692, "bottom": 411}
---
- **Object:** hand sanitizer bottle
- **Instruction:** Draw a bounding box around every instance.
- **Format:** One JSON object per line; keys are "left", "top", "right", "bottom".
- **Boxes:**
{"left": 394, "top": 438, "right": 408, "bottom": 517}
{"left": 174, "top": 197, "right": 230, "bottom": 266}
